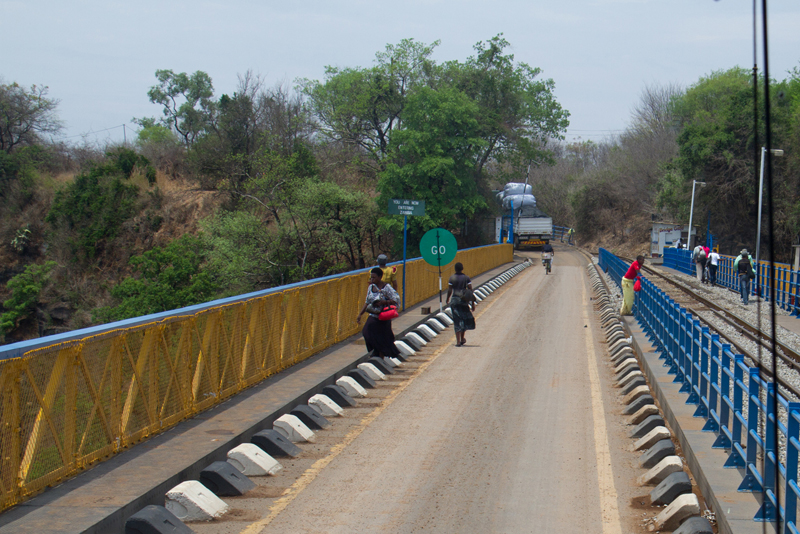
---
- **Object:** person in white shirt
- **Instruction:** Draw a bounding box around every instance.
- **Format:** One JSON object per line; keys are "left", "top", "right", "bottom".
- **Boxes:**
{"left": 707, "top": 250, "right": 721, "bottom": 286}
{"left": 692, "top": 245, "right": 706, "bottom": 282}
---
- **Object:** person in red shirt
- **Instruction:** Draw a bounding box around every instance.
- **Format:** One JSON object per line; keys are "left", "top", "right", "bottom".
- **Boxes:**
{"left": 620, "top": 255, "right": 645, "bottom": 315}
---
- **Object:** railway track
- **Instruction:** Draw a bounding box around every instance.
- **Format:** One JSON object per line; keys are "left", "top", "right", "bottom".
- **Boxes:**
{"left": 616, "top": 254, "right": 800, "bottom": 399}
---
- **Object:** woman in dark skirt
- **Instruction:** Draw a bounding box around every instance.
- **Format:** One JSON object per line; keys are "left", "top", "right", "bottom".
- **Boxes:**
{"left": 356, "top": 267, "right": 402, "bottom": 358}
{"left": 445, "top": 262, "right": 476, "bottom": 347}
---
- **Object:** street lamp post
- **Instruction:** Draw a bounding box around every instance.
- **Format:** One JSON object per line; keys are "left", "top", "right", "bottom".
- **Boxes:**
{"left": 688, "top": 180, "right": 706, "bottom": 250}
{"left": 755, "top": 147, "right": 785, "bottom": 265}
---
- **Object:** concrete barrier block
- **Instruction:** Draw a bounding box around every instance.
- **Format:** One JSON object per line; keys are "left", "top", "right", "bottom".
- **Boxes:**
{"left": 606, "top": 331, "right": 625, "bottom": 345}
{"left": 200, "top": 460, "right": 256, "bottom": 496}
{"left": 380, "top": 355, "right": 397, "bottom": 368}
{"left": 165, "top": 480, "right": 228, "bottom": 522}
{"left": 251, "top": 429, "right": 302, "bottom": 458}
{"left": 623, "top": 394, "right": 655, "bottom": 415}
{"left": 403, "top": 334, "right": 424, "bottom": 350}
{"left": 227, "top": 443, "right": 282, "bottom": 476}
{"left": 274, "top": 414, "right": 316, "bottom": 443}
{"left": 627, "top": 404, "right": 659, "bottom": 425}
{"left": 309, "top": 394, "right": 343, "bottom": 417}
{"left": 650, "top": 471, "right": 692, "bottom": 506}
{"left": 387, "top": 357, "right": 402, "bottom": 367}
{"left": 629, "top": 414, "right": 665, "bottom": 438}
{"left": 616, "top": 370, "right": 643, "bottom": 388}
{"left": 654, "top": 493, "right": 700, "bottom": 531}
{"left": 673, "top": 515, "right": 714, "bottom": 534}
{"left": 613, "top": 357, "right": 637, "bottom": 374}
{"left": 637, "top": 456, "right": 683, "bottom": 486}
{"left": 291, "top": 404, "right": 331, "bottom": 430}
{"left": 324, "top": 384, "right": 358, "bottom": 406}
{"left": 615, "top": 365, "right": 641, "bottom": 383}
{"left": 125, "top": 505, "right": 194, "bottom": 534}
{"left": 621, "top": 377, "right": 648, "bottom": 396}
{"left": 444, "top": 307, "right": 454, "bottom": 317}
{"left": 367, "top": 357, "right": 394, "bottom": 374}
{"left": 631, "top": 426, "right": 670, "bottom": 451}
{"left": 394, "top": 341, "right": 415, "bottom": 358}
{"left": 610, "top": 341, "right": 632, "bottom": 357}
{"left": 610, "top": 348, "right": 634, "bottom": 365}
{"left": 416, "top": 325, "right": 438, "bottom": 340}
{"left": 639, "top": 439, "right": 675, "bottom": 469}
{"left": 426, "top": 318, "right": 446, "bottom": 332}
{"left": 436, "top": 312, "right": 454, "bottom": 326}
{"left": 346, "top": 368, "right": 376, "bottom": 389}
{"left": 358, "top": 362, "right": 386, "bottom": 381}
{"left": 622, "top": 385, "right": 650, "bottom": 405}
{"left": 336, "top": 376, "right": 367, "bottom": 398}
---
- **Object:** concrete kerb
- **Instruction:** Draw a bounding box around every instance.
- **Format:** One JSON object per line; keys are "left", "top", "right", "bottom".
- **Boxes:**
{"left": 622, "top": 315, "right": 765, "bottom": 534}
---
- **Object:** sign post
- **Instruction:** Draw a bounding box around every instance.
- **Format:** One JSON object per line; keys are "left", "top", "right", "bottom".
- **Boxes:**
{"left": 388, "top": 199, "right": 426, "bottom": 310}
{"left": 420, "top": 228, "right": 458, "bottom": 314}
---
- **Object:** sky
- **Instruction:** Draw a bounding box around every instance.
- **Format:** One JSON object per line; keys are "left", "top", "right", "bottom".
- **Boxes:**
{"left": 2, "top": 0, "right": 799, "bottom": 147}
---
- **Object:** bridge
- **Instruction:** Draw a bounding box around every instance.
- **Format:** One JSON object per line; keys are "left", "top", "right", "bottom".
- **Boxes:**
{"left": 1, "top": 243, "right": 797, "bottom": 533}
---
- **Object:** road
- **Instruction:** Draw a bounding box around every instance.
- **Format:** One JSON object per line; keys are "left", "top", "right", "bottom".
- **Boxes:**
{"left": 193, "top": 246, "right": 649, "bottom": 534}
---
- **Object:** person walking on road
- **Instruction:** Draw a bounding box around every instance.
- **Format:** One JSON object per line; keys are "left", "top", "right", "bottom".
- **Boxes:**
{"left": 376, "top": 254, "right": 398, "bottom": 290}
{"left": 692, "top": 243, "right": 707, "bottom": 283}
{"left": 356, "top": 268, "right": 402, "bottom": 358}
{"left": 620, "top": 255, "right": 645, "bottom": 316}
{"left": 446, "top": 262, "right": 476, "bottom": 347}
{"left": 567, "top": 227, "right": 575, "bottom": 245}
{"left": 734, "top": 249, "right": 757, "bottom": 305}
{"left": 707, "top": 249, "right": 720, "bottom": 287}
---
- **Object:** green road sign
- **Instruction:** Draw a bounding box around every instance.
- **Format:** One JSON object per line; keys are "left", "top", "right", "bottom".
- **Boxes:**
{"left": 420, "top": 228, "right": 457, "bottom": 267}
{"left": 388, "top": 199, "right": 426, "bottom": 216}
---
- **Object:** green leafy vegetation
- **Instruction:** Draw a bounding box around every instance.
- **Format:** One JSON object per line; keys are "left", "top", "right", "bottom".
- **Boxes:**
{"left": 1, "top": 261, "right": 56, "bottom": 336}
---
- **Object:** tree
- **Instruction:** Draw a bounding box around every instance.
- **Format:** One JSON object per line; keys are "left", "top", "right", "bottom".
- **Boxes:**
{"left": 0, "top": 81, "right": 62, "bottom": 153}
{"left": 146, "top": 70, "right": 216, "bottom": 146}
{"left": 378, "top": 86, "right": 486, "bottom": 246}
{"left": 1, "top": 261, "right": 56, "bottom": 337}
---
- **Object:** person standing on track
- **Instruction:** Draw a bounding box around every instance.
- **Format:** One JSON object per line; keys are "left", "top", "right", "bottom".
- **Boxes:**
{"left": 620, "top": 255, "right": 645, "bottom": 316}
{"left": 734, "top": 249, "right": 756, "bottom": 305}
{"left": 707, "top": 249, "right": 720, "bottom": 287}
{"left": 692, "top": 243, "right": 706, "bottom": 283}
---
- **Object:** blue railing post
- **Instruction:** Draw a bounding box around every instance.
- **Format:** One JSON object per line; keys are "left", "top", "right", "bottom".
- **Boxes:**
{"left": 756, "top": 382, "right": 778, "bottom": 521}
{"left": 785, "top": 403, "right": 800, "bottom": 534}
{"left": 739, "top": 367, "right": 764, "bottom": 492}
{"left": 687, "top": 320, "right": 701, "bottom": 404}
{"left": 694, "top": 326, "right": 710, "bottom": 417}
{"left": 714, "top": 344, "right": 733, "bottom": 448}
{"left": 703, "top": 334, "right": 720, "bottom": 431}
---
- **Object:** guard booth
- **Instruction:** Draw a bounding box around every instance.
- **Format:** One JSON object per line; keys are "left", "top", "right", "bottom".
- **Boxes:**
{"left": 650, "top": 223, "right": 696, "bottom": 257}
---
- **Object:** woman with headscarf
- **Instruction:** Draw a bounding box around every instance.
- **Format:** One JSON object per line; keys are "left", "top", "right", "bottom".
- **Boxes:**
{"left": 356, "top": 267, "right": 402, "bottom": 358}
{"left": 446, "top": 262, "right": 477, "bottom": 347}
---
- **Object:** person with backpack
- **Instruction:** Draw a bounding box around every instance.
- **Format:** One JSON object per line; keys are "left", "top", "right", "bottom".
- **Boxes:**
{"left": 707, "top": 249, "right": 721, "bottom": 287}
{"left": 692, "top": 244, "right": 707, "bottom": 282}
{"left": 445, "top": 262, "right": 476, "bottom": 347}
{"left": 734, "top": 249, "right": 757, "bottom": 305}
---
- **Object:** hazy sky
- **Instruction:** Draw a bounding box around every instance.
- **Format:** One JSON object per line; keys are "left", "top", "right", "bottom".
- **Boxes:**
{"left": 2, "top": 0, "right": 799, "bottom": 146}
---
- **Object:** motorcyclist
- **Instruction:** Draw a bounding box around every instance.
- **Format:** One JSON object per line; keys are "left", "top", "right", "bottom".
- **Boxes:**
{"left": 541, "top": 243, "right": 554, "bottom": 254}
{"left": 541, "top": 242, "right": 554, "bottom": 272}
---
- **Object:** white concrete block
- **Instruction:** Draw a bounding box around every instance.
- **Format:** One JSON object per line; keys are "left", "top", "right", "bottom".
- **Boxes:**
{"left": 274, "top": 414, "right": 316, "bottom": 443}
{"left": 631, "top": 426, "right": 671, "bottom": 451}
{"left": 617, "top": 370, "right": 643, "bottom": 388}
{"left": 474, "top": 293, "right": 483, "bottom": 302}
{"left": 387, "top": 357, "right": 402, "bottom": 367}
{"left": 609, "top": 338, "right": 631, "bottom": 355}
{"left": 358, "top": 362, "right": 386, "bottom": 381}
{"left": 407, "top": 332, "right": 427, "bottom": 346}
{"left": 417, "top": 325, "right": 438, "bottom": 339}
{"left": 165, "top": 480, "right": 228, "bottom": 522}
{"left": 654, "top": 493, "right": 700, "bottom": 531}
{"left": 309, "top": 394, "right": 343, "bottom": 417}
{"left": 426, "top": 318, "right": 446, "bottom": 332}
{"left": 622, "top": 385, "right": 650, "bottom": 405}
{"left": 627, "top": 403, "right": 659, "bottom": 425}
{"left": 638, "top": 456, "right": 683, "bottom": 486}
{"left": 614, "top": 358, "right": 638, "bottom": 373}
{"left": 393, "top": 340, "right": 415, "bottom": 358}
{"left": 436, "top": 312, "right": 454, "bottom": 326}
{"left": 336, "top": 376, "right": 367, "bottom": 398}
{"left": 227, "top": 443, "right": 282, "bottom": 476}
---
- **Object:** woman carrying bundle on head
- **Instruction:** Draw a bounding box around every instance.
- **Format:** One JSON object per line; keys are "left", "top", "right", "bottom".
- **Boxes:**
{"left": 446, "top": 262, "right": 477, "bottom": 347}
{"left": 356, "top": 267, "right": 402, "bottom": 358}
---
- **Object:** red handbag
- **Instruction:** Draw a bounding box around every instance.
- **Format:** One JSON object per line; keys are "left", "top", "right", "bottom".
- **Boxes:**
{"left": 633, "top": 278, "right": 642, "bottom": 292}
{"left": 378, "top": 304, "right": 399, "bottom": 321}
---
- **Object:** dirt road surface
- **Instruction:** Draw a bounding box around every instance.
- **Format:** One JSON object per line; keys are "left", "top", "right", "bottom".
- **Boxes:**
{"left": 193, "top": 246, "right": 652, "bottom": 534}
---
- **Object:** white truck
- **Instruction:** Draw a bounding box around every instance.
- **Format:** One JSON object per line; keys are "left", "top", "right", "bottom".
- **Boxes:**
{"left": 496, "top": 205, "right": 554, "bottom": 249}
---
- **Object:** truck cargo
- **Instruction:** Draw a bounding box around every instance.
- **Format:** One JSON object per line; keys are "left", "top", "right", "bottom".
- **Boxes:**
{"left": 496, "top": 205, "right": 554, "bottom": 249}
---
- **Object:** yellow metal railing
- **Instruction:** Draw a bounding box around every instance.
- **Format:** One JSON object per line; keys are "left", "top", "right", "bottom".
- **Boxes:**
{"left": 0, "top": 243, "right": 512, "bottom": 511}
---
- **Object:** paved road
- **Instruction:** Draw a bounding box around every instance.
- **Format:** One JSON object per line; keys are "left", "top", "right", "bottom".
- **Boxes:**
{"left": 194, "top": 246, "right": 647, "bottom": 534}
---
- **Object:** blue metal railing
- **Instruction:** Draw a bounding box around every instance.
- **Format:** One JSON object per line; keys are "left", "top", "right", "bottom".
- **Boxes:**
{"left": 553, "top": 225, "right": 573, "bottom": 244}
{"left": 600, "top": 247, "right": 796, "bottom": 530}
{"left": 663, "top": 248, "right": 800, "bottom": 316}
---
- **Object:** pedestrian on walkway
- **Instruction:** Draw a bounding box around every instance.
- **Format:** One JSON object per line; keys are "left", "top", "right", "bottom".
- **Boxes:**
{"left": 446, "top": 262, "right": 476, "bottom": 347}
{"left": 356, "top": 268, "right": 402, "bottom": 358}
{"left": 376, "top": 254, "right": 398, "bottom": 290}
{"left": 620, "top": 255, "right": 645, "bottom": 316}
{"left": 733, "top": 249, "right": 756, "bottom": 305}
{"left": 692, "top": 243, "right": 707, "bottom": 283}
{"left": 707, "top": 249, "right": 720, "bottom": 286}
